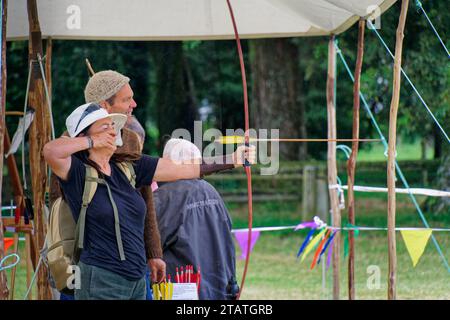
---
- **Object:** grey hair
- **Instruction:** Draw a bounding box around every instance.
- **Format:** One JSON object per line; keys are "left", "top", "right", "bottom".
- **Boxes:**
{"left": 163, "top": 138, "right": 202, "bottom": 163}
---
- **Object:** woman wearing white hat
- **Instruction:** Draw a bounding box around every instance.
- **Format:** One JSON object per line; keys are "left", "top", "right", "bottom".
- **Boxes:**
{"left": 43, "top": 103, "right": 255, "bottom": 300}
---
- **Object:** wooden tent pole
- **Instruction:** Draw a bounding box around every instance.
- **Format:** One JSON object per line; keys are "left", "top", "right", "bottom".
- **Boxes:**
{"left": 347, "top": 19, "right": 365, "bottom": 300}
{"left": 45, "top": 37, "right": 52, "bottom": 110}
{"left": 4, "top": 128, "right": 25, "bottom": 300}
{"left": 327, "top": 34, "right": 341, "bottom": 300}
{"left": 0, "top": 0, "right": 8, "bottom": 301}
{"left": 387, "top": 0, "right": 409, "bottom": 300}
{"left": 27, "top": 0, "right": 52, "bottom": 300}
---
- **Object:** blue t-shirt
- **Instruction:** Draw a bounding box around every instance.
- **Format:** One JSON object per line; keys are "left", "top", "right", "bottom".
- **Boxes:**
{"left": 59, "top": 155, "right": 159, "bottom": 281}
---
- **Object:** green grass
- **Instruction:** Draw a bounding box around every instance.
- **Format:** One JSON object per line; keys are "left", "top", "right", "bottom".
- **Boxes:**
{"left": 357, "top": 139, "right": 433, "bottom": 162}
{"left": 3, "top": 239, "right": 38, "bottom": 300}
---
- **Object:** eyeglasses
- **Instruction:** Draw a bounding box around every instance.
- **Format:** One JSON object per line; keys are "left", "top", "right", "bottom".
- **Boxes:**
{"left": 74, "top": 104, "right": 101, "bottom": 133}
{"left": 101, "top": 122, "right": 116, "bottom": 130}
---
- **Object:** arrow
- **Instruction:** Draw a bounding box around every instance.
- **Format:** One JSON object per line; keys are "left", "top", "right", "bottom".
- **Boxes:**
{"left": 215, "top": 136, "right": 382, "bottom": 144}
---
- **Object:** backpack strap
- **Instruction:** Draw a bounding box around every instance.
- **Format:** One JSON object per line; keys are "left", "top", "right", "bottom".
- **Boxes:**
{"left": 75, "top": 165, "right": 98, "bottom": 252}
{"left": 96, "top": 177, "right": 126, "bottom": 261}
{"left": 75, "top": 163, "right": 129, "bottom": 262}
{"left": 116, "top": 161, "right": 136, "bottom": 188}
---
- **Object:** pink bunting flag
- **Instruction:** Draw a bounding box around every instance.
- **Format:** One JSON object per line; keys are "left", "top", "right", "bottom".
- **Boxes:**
{"left": 294, "top": 221, "right": 318, "bottom": 231}
{"left": 234, "top": 231, "right": 261, "bottom": 260}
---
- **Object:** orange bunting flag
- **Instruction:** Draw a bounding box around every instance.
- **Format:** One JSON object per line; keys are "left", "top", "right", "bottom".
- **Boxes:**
{"left": 3, "top": 237, "right": 14, "bottom": 252}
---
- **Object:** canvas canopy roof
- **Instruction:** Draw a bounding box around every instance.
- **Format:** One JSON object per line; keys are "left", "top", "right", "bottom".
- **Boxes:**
{"left": 7, "top": 0, "right": 397, "bottom": 41}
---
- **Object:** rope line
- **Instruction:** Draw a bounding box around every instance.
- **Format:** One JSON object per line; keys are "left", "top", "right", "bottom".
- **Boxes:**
{"left": 415, "top": 0, "right": 450, "bottom": 58}
{"left": 367, "top": 20, "right": 450, "bottom": 144}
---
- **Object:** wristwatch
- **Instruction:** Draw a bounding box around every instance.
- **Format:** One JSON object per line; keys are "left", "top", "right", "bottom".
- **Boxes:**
{"left": 86, "top": 136, "right": 94, "bottom": 149}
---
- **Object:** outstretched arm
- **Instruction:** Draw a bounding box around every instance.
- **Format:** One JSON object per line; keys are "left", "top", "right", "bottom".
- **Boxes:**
{"left": 153, "top": 145, "right": 256, "bottom": 182}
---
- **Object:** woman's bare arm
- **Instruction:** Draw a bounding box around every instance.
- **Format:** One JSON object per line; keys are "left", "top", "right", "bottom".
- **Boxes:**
{"left": 43, "top": 129, "right": 116, "bottom": 180}
{"left": 43, "top": 136, "right": 90, "bottom": 180}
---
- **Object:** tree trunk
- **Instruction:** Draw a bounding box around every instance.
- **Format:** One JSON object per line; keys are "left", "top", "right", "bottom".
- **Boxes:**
{"left": 154, "top": 42, "right": 196, "bottom": 152}
{"left": 431, "top": 145, "right": 450, "bottom": 214}
{"left": 250, "top": 38, "right": 307, "bottom": 160}
{"left": 27, "top": 0, "right": 52, "bottom": 300}
{"left": 433, "top": 125, "right": 442, "bottom": 159}
{"left": 0, "top": 0, "right": 9, "bottom": 300}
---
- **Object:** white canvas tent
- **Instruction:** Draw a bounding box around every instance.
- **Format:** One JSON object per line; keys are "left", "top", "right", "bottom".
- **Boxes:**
{"left": 7, "top": 0, "right": 397, "bottom": 41}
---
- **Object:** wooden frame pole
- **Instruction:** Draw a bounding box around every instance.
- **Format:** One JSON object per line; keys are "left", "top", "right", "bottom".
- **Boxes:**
{"left": 347, "top": 18, "right": 365, "bottom": 300}
{"left": 27, "top": 0, "right": 52, "bottom": 299}
{"left": 387, "top": 0, "right": 409, "bottom": 300}
{"left": 0, "top": 0, "right": 8, "bottom": 301}
{"left": 327, "top": 35, "right": 341, "bottom": 300}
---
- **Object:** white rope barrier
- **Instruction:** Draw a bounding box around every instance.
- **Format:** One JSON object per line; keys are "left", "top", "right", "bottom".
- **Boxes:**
{"left": 232, "top": 225, "right": 450, "bottom": 233}
{"left": 329, "top": 184, "right": 450, "bottom": 197}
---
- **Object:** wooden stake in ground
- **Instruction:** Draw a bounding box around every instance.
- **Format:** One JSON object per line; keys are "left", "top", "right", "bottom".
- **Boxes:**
{"left": 347, "top": 18, "right": 365, "bottom": 300}
{"left": 0, "top": 0, "right": 8, "bottom": 301}
{"left": 27, "top": 0, "right": 52, "bottom": 300}
{"left": 387, "top": 0, "right": 409, "bottom": 300}
{"left": 327, "top": 34, "right": 341, "bottom": 300}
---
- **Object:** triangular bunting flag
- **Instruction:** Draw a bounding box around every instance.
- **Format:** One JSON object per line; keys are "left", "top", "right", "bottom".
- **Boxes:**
{"left": 317, "top": 230, "right": 337, "bottom": 265}
{"left": 344, "top": 223, "right": 360, "bottom": 259}
{"left": 301, "top": 228, "right": 327, "bottom": 262}
{"left": 310, "top": 229, "right": 331, "bottom": 269}
{"left": 234, "top": 231, "right": 261, "bottom": 260}
{"left": 400, "top": 229, "right": 432, "bottom": 267}
{"left": 297, "top": 228, "right": 316, "bottom": 258}
{"left": 295, "top": 221, "right": 317, "bottom": 231}
{"left": 3, "top": 237, "right": 14, "bottom": 252}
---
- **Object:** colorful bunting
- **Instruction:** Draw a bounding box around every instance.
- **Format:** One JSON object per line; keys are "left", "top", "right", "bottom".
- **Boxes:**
{"left": 295, "top": 221, "right": 317, "bottom": 231}
{"left": 3, "top": 237, "right": 14, "bottom": 252}
{"left": 301, "top": 228, "right": 328, "bottom": 262}
{"left": 310, "top": 229, "right": 332, "bottom": 269}
{"left": 234, "top": 230, "right": 261, "bottom": 260}
{"left": 317, "top": 230, "right": 337, "bottom": 265}
{"left": 343, "top": 224, "right": 360, "bottom": 259}
{"left": 326, "top": 237, "right": 334, "bottom": 270}
{"left": 296, "top": 228, "right": 316, "bottom": 258}
{"left": 400, "top": 229, "right": 432, "bottom": 267}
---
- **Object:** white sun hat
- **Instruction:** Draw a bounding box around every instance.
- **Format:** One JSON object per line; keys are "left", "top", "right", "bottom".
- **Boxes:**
{"left": 65, "top": 103, "right": 127, "bottom": 146}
